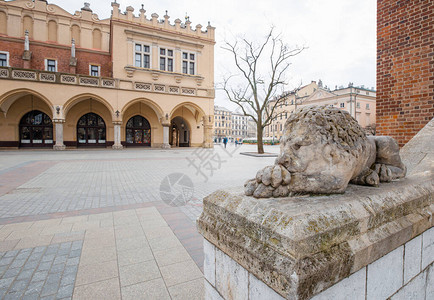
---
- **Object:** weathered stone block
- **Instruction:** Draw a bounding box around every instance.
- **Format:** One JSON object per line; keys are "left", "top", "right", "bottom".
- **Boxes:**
{"left": 249, "top": 273, "right": 284, "bottom": 300}
{"left": 426, "top": 264, "right": 434, "bottom": 300}
{"left": 204, "top": 239, "right": 216, "bottom": 286}
{"left": 367, "top": 246, "right": 403, "bottom": 299}
{"left": 198, "top": 118, "right": 433, "bottom": 299}
{"left": 404, "top": 234, "right": 422, "bottom": 284}
{"left": 422, "top": 227, "right": 434, "bottom": 270}
{"left": 215, "top": 248, "right": 248, "bottom": 300}
{"left": 311, "top": 267, "right": 366, "bottom": 300}
{"left": 390, "top": 269, "right": 426, "bottom": 300}
{"left": 205, "top": 279, "right": 224, "bottom": 300}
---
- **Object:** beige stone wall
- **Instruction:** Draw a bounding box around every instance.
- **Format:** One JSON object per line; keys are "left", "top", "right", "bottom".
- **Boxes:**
{"left": 0, "top": 0, "right": 111, "bottom": 52}
{"left": 0, "top": 78, "right": 213, "bottom": 147}
{"left": 0, "top": 1, "right": 215, "bottom": 149}
{"left": 0, "top": 94, "right": 52, "bottom": 142}
{"left": 110, "top": 15, "right": 215, "bottom": 93}
{"left": 64, "top": 99, "right": 114, "bottom": 144}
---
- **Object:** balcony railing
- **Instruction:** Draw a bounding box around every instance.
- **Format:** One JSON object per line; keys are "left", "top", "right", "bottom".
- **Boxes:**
{"left": 0, "top": 67, "right": 204, "bottom": 97}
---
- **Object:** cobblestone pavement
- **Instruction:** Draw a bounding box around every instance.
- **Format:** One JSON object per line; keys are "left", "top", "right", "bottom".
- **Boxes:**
{"left": 0, "top": 144, "right": 278, "bottom": 299}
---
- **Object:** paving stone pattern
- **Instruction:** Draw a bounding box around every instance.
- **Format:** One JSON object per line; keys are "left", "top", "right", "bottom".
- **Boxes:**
{"left": 0, "top": 145, "right": 278, "bottom": 298}
{"left": 0, "top": 241, "right": 82, "bottom": 299}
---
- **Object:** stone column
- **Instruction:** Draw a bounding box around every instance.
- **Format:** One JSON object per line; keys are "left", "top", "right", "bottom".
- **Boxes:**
{"left": 53, "top": 120, "right": 66, "bottom": 150}
{"left": 112, "top": 122, "right": 123, "bottom": 150}
{"left": 162, "top": 121, "right": 171, "bottom": 149}
{"left": 203, "top": 115, "right": 214, "bottom": 148}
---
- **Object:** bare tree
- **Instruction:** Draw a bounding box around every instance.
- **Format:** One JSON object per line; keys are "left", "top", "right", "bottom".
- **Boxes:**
{"left": 222, "top": 27, "right": 305, "bottom": 154}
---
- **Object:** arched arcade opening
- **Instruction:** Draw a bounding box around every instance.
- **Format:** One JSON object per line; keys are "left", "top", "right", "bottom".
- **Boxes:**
{"left": 170, "top": 116, "right": 190, "bottom": 147}
{"left": 125, "top": 115, "right": 151, "bottom": 146}
{"left": 0, "top": 90, "right": 54, "bottom": 148}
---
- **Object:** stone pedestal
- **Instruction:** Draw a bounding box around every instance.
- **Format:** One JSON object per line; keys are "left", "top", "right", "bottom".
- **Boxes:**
{"left": 53, "top": 120, "right": 66, "bottom": 150}
{"left": 22, "top": 50, "right": 31, "bottom": 69}
{"left": 69, "top": 57, "right": 77, "bottom": 74}
{"left": 198, "top": 119, "right": 434, "bottom": 300}
{"left": 162, "top": 124, "right": 171, "bottom": 149}
{"left": 112, "top": 123, "right": 123, "bottom": 150}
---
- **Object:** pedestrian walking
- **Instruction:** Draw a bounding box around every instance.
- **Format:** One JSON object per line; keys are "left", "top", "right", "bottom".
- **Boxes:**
{"left": 223, "top": 137, "right": 228, "bottom": 148}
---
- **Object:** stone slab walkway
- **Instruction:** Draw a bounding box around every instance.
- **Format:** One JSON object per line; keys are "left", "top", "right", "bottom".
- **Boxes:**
{"left": 0, "top": 145, "right": 277, "bottom": 299}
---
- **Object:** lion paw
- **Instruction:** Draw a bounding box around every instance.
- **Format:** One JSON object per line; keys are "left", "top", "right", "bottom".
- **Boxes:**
{"left": 244, "top": 165, "right": 292, "bottom": 198}
{"left": 374, "top": 164, "right": 393, "bottom": 182}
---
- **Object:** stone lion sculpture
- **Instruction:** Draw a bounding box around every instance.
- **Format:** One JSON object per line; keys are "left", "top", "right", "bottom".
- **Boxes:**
{"left": 245, "top": 105, "right": 406, "bottom": 198}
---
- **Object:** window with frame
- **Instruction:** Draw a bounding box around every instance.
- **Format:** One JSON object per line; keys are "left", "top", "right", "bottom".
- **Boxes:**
{"left": 89, "top": 65, "right": 100, "bottom": 77}
{"left": 356, "top": 102, "right": 361, "bottom": 109}
{"left": 45, "top": 59, "right": 57, "bottom": 72}
{"left": 135, "top": 43, "right": 151, "bottom": 68}
{"left": 340, "top": 102, "right": 345, "bottom": 108}
{"left": 0, "top": 52, "right": 8, "bottom": 67}
{"left": 366, "top": 103, "right": 370, "bottom": 110}
{"left": 182, "top": 52, "right": 195, "bottom": 75}
{"left": 159, "top": 48, "right": 174, "bottom": 71}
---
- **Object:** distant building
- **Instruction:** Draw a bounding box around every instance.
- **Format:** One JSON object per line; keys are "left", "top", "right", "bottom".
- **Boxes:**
{"left": 264, "top": 81, "right": 318, "bottom": 140}
{"left": 231, "top": 112, "right": 250, "bottom": 142}
{"left": 214, "top": 106, "right": 232, "bottom": 142}
{"left": 264, "top": 81, "right": 376, "bottom": 140}
{"left": 247, "top": 119, "right": 257, "bottom": 138}
{"left": 213, "top": 105, "right": 255, "bottom": 142}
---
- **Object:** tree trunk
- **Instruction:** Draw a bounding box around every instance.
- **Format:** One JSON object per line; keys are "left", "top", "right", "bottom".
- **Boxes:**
{"left": 257, "top": 124, "right": 264, "bottom": 154}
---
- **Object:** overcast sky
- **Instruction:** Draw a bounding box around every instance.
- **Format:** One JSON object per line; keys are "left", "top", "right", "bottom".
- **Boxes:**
{"left": 55, "top": 0, "right": 376, "bottom": 109}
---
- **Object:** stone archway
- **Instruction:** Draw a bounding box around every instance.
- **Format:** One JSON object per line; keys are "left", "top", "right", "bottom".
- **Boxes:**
{"left": 19, "top": 110, "right": 53, "bottom": 148}
{"left": 125, "top": 115, "right": 151, "bottom": 146}
{"left": 170, "top": 116, "right": 190, "bottom": 147}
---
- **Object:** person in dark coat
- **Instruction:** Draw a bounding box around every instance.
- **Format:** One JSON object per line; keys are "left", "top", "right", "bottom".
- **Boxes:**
{"left": 223, "top": 137, "right": 228, "bottom": 148}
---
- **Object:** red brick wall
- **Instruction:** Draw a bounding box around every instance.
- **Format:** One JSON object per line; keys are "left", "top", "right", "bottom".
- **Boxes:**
{"left": 0, "top": 39, "right": 112, "bottom": 77}
{"left": 377, "top": 0, "right": 434, "bottom": 146}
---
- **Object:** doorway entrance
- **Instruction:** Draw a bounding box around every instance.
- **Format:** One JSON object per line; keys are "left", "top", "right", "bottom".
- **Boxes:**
{"left": 76, "top": 113, "right": 106, "bottom": 147}
{"left": 126, "top": 115, "right": 151, "bottom": 146}
{"left": 19, "top": 110, "right": 53, "bottom": 148}
{"left": 170, "top": 116, "right": 190, "bottom": 147}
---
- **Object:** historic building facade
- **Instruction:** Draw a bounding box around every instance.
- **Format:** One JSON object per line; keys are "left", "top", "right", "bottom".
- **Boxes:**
{"left": 264, "top": 81, "right": 318, "bottom": 140}
{"left": 213, "top": 105, "right": 255, "bottom": 142}
{"left": 213, "top": 105, "right": 232, "bottom": 142}
{"left": 231, "top": 112, "right": 249, "bottom": 142}
{"left": 264, "top": 81, "right": 376, "bottom": 140}
{"left": 0, "top": 0, "right": 215, "bottom": 149}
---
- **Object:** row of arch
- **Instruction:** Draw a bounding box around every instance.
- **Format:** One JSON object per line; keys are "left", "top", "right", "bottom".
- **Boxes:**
{"left": 19, "top": 111, "right": 155, "bottom": 147}
{"left": 0, "top": 89, "right": 203, "bottom": 149}
{"left": 0, "top": 12, "right": 102, "bottom": 49}
{"left": 0, "top": 89, "right": 206, "bottom": 123}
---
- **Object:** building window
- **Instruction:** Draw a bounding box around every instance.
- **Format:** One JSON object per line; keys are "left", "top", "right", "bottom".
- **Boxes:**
{"left": 135, "top": 43, "right": 151, "bottom": 68}
{"left": 356, "top": 102, "right": 361, "bottom": 109}
{"left": 182, "top": 52, "right": 195, "bottom": 75}
{"left": 159, "top": 48, "right": 174, "bottom": 71}
{"left": 366, "top": 103, "right": 370, "bottom": 110}
{"left": 0, "top": 52, "right": 9, "bottom": 67}
{"left": 45, "top": 59, "right": 57, "bottom": 72}
{"left": 340, "top": 103, "right": 345, "bottom": 108}
{"left": 89, "top": 65, "right": 100, "bottom": 77}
